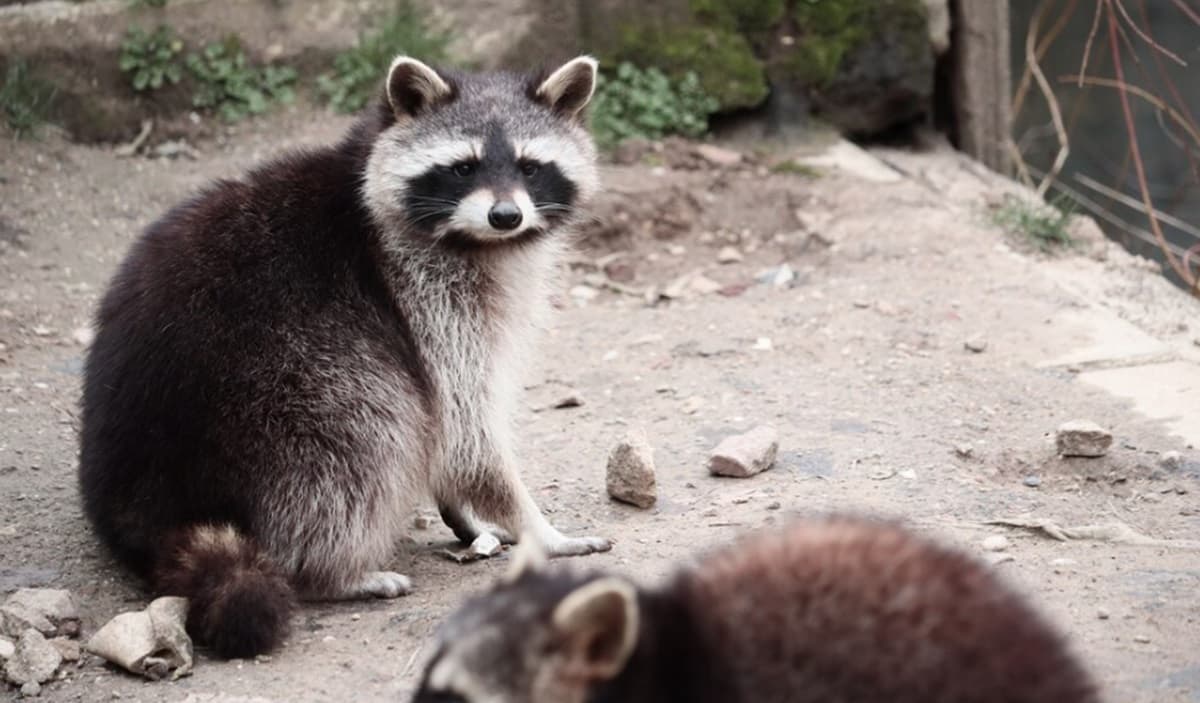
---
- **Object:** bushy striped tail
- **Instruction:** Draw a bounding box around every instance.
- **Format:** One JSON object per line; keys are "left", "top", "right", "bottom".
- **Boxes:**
{"left": 156, "top": 524, "right": 294, "bottom": 658}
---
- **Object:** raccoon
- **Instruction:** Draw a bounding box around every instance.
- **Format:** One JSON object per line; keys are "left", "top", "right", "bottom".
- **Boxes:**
{"left": 78, "top": 55, "right": 610, "bottom": 659}
{"left": 413, "top": 517, "right": 1098, "bottom": 703}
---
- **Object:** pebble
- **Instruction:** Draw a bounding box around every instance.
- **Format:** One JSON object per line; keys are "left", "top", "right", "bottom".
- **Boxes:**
{"left": 4, "top": 630, "right": 62, "bottom": 686}
{"left": 1056, "top": 420, "right": 1113, "bottom": 457}
{"left": 981, "top": 535, "right": 1010, "bottom": 552}
{"left": 48, "top": 637, "right": 80, "bottom": 662}
{"left": 1023, "top": 475, "right": 1042, "bottom": 488}
{"left": 751, "top": 337, "right": 773, "bottom": 351}
{"left": 0, "top": 636, "right": 13, "bottom": 661}
{"left": 20, "top": 681, "right": 41, "bottom": 697}
{"left": 963, "top": 336, "right": 988, "bottom": 353}
{"left": 1, "top": 589, "right": 80, "bottom": 638}
{"left": 953, "top": 443, "right": 974, "bottom": 459}
{"left": 1159, "top": 451, "right": 1183, "bottom": 471}
{"left": 693, "top": 144, "right": 743, "bottom": 168}
{"left": 1096, "top": 607, "right": 1110, "bottom": 620}
{"left": 569, "top": 285, "right": 599, "bottom": 303}
{"left": 716, "top": 246, "right": 743, "bottom": 264}
{"left": 757, "top": 264, "right": 795, "bottom": 288}
{"left": 606, "top": 429, "right": 657, "bottom": 509}
{"left": 1133, "top": 635, "right": 1151, "bottom": 644}
{"left": 71, "top": 327, "right": 94, "bottom": 347}
{"left": 469, "top": 533, "right": 502, "bottom": 558}
{"left": 708, "top": 426, "right": 779, "bottom": 478}
{"left": 551, "top": 390, "right": 584, "bottom": 409}
{"left": 412, "top": 515, "right": 431, "bottom": 530}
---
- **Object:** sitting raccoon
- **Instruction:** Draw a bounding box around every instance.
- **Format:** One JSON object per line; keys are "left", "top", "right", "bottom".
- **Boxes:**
{"left": 78, "top": 55, "right": 610, "bottom": 659}
{"left": 413, "top": 517, "right": 1098, "bottom": 703}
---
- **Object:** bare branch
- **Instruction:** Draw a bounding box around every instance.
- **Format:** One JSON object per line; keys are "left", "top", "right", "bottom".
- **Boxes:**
{"left": 1078, "top": 0, "right": 1106, "bottom": 86}
{"left": 1025, "top": 7, "right": 1070, "bottom": 198}
{"left": 1114, "top": 0, "right": 1187, "bottom": 65}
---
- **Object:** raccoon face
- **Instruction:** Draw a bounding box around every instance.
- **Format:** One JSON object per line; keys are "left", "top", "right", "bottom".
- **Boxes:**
{"left": 365, "top": 56, "right": 599, "bottom": 248}
{"left": 411, "top": 543, "right": 639, "bottom": 703}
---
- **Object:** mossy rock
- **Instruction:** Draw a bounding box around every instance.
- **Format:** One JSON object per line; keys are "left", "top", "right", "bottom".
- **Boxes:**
{"left": 773, "top": 0, "right": 933, "bottom": 135}
{"left": 612, "top": 23, "right": 768, "bottom": 111}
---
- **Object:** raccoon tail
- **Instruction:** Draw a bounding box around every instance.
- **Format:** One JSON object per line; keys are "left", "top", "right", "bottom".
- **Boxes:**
{"left": 155, "top": 524, "right": 295, "bottom": 658}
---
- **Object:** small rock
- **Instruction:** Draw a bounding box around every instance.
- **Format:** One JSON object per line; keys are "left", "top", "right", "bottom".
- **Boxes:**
{"left": 681, "top": 396, "right": 705, "bottom": 415}
{"left": 981, "top": 535, "right": 1010, "bottom": 552}
{"left": 1, "top": 589, "right": 79, "bottom": 638}
{"left": 897, "top": 468, "right": 917, "bottom": 480}
{"left": 765, "top": 501, "right": 781, "bottom": 510}
{"left": 757, "top": 264, "right": 796, "bottom": 288}
{"left": 20, "top": 680, "right": 41, "bottom": 697}
{"left": 469, "top": 533, "right": 502, "bottom": 559}
{"left": 48, "top": 637, "right": 79, "bottom": 663}
{"left": 953, "top": 443, "right": 974, "bottom": 459}
{"left": 963, "top": 336, "right": 988, "bottom": 353}
{"left": 751, "top": 337, "right": 773, "bottom": 351}
{"left": 412, "top": 515, "right": 431, "bottom": 530}
{"left": 569, "top": 285, "right": 598, "bottom": 303}
{"left": 693, "top": 144, "right": 742, "bottom": 168}
{"left": 85, "top": 597, "right": 192, "bottom": 681}
{"left": 551, "top": 390, "right": 584, "bottom": 409}
{"left": 71, "top": 327, "right": 94, "bottom": 347}
{"left": 4, "top": 630, "right": 61, "bottom": 686}
{"left": 1023, "top": 475, "right": 1042, "bottom": 488}
{"left": 1096, "top": 607, "right": 1110, "bottom": 620}
{"left": 1159, "top": 451, "right": 1183, "bottom": 471}
{"left": 1056, "top": 420, "right": 1113, "bottom": 458}
{"left": 708, "top": 426, "right": 779, "bottom": 478}
{"left": 852, "top": 300, "right": 871, "bottom": 309}
{"left": 1133, "top": 635, "right": 1150, "bottom": 644}
{"left": 606, "top": 429, "right": 657, "bottom": 509}
{"left": 0, "top": 637, "right": 13, "bottom": 661}
{"left": 689, "top": 275, "right": 723, "bottom": 296}
{"left": 716, "top": 246, "right": 743, "bottom": 264}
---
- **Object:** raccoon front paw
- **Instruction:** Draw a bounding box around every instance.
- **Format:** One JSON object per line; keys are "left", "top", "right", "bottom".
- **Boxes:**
{"left": 351, "top": 571, "right": 413, "bottom": 599}
{"left": 542, "top": 535, "right": 613, "bottom": 557}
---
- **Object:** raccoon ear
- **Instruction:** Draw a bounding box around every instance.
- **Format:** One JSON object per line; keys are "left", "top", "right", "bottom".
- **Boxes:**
{"left": 552, "top": 577, "right": 639, "bottom": 682}
{"left": 386, "top": 56, "right": 453, "bottom": 120}
{"left": 503, "top": 532, "right": 548, "bottom": 583}
{"left": 534, "top": 56, "right": 598, "bottom": 119}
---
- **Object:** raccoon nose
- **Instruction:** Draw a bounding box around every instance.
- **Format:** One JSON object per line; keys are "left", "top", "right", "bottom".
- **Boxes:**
{"left": 488, "top": 201, "right": 523, "bottom": 231}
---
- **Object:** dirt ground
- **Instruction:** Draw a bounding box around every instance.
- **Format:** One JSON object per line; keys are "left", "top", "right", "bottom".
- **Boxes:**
{"left": 1, "top": 102, "right": 1199, "bottom": 702}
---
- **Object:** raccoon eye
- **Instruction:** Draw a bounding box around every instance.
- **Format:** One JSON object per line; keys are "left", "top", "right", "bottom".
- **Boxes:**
{"left": 519, "top": 160, "right": 540, "bottom": 177}
{"left": 451, "top": 162, "right": 477, "bottom": 178}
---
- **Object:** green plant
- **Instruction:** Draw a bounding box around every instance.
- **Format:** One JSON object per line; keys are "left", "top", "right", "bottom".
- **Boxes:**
{"left": 990, "top": 194, "right": 1076, "bottom": 252}
{"left": 318, "top": 1, "right": 449, "bottom": 114}
{"left": 0, "top": 59, "right": 56, "bottom": 138}
{"left": 119, "top": 25, "right": 184, "bottom": 92}
{"left": 186, "top": 37, "right": 296, "bottom": 121}
{"left": 590, "top": 62, "right": 719, "bottom": 150}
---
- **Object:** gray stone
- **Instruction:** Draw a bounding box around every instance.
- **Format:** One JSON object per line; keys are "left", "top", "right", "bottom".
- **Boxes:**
{"left": 20, "top": 681, "right": 41, "bottom": 697}
{"left": 85, "top": 597, "right": 193, "bottom": 681}
{"left": 964, "top": 336, "right": 988, "bottom": 353}
{"left": 1023, "top": 475, "right": 1042, "bottom": 488}
{"left": 47, "top": 637, "right": 79, "bottom": 663}
{"left": 469, "top": 533, "right": 502, "bottom": 559}
{"left": 606, "top": 429, "right": 657, "bottom": 509}
{"left": 693, "top": 144, "right": 742, "bottom": 168}
{"left": 981, "top": 535, "right": 1010, "bottom": 552}
{"left": 0, "top": 636, "right": 14, "bottom": 661}
{"left": 1056, "top": 420, "right": 1113, "bottom": 457}
{"left": 708, "top": 426, "right": 779, "bottom": 478}
{"left": 1, "top": 589, "right": 79, "bottom": 639}
{"left": 716, "top": 246, "right": 743, "bottom": 264}
{"left": 1159, "top": 451, "right": 1183, "bottom": 471}
{"left": 4, "top": 630, "right": 62, "bottom": 686}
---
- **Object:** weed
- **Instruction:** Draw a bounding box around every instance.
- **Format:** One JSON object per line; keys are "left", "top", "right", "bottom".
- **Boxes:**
{"left": 769, "top": 160, "right": 821, "bottom": 178}
{"left": 590, "top": 62, "right": 718, "bottom": 150}
{"left": 120, "top": 25, "right": 184, "bottom": 92}
{"left": 990, "top": 194, "right": 1076, "bottom": 252}
{"left": 187, "top": 37, "right": 296, "bottom": 122}
{"left": 0, "top": 59, "right": 56, "bottom": 138}
{"left": 318, "top": 1, "right": 449, "bottom": 114}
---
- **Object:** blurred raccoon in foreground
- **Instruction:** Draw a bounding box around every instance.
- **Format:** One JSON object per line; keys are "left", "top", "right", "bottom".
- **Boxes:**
{"left": 413, "top": 517, "right": 1098, "bottom": 703}
{"left": 78, "top": 55, "right": 610, "bottom": 659}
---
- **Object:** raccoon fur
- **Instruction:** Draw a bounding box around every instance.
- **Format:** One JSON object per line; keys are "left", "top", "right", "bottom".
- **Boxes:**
{"left": 413, "top": 516, "right": 1099, "bottom": 703}
{"left": 78, "top": 55, "right": 610, "bottom": 659}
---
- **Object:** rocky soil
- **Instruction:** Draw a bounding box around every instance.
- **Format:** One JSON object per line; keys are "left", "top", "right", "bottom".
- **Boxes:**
{"left": 1, "top": 105, "right": 1199, "bottom": 701}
